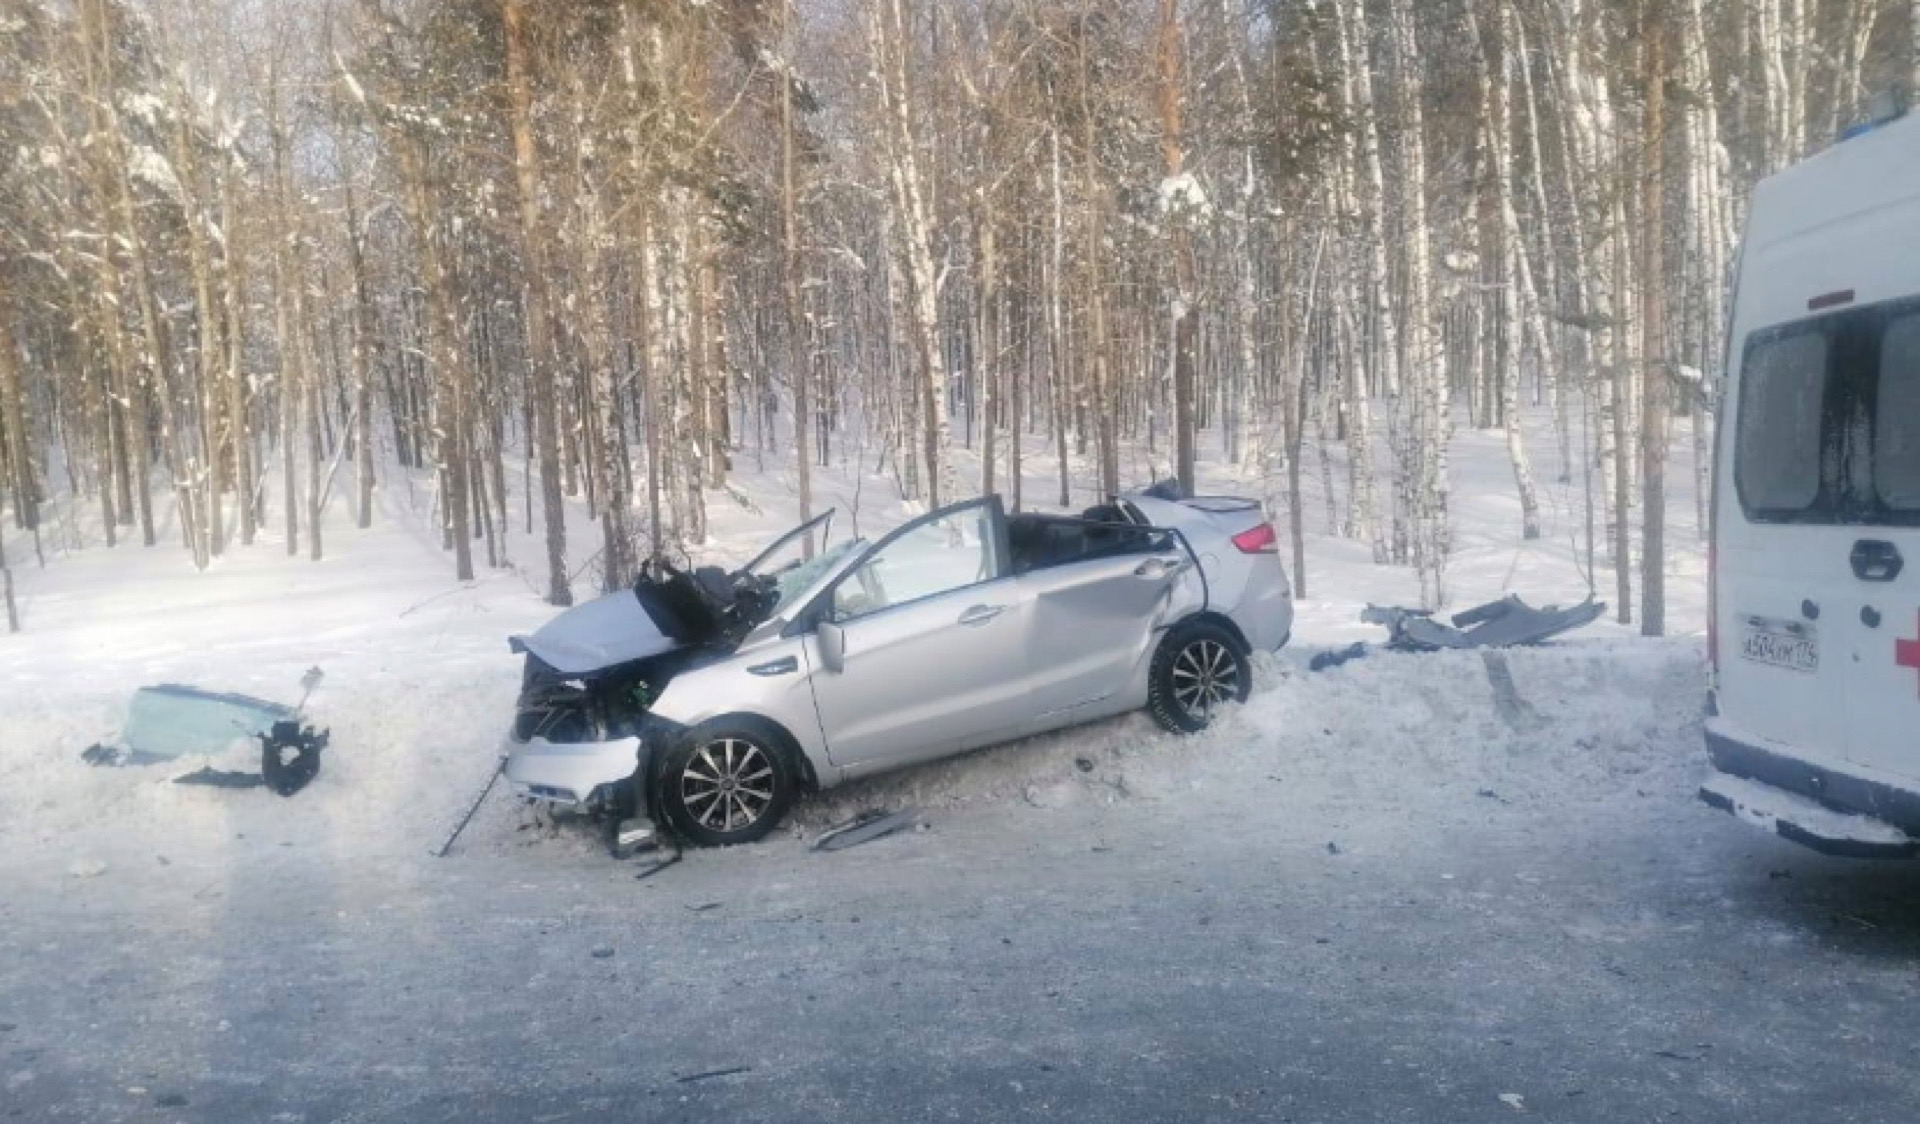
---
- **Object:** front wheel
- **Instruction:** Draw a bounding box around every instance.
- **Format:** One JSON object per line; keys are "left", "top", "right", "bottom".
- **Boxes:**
{"left": 1147, "top": 621, "right": 1252, "bottom": 734}
{"left": 652, "top": 718, "right": 799, "bottom": 846}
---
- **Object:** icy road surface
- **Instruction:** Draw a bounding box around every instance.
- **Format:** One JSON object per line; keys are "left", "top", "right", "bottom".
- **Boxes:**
{"left": 4, "top": 642, "right": 1920, "bottom": 1123}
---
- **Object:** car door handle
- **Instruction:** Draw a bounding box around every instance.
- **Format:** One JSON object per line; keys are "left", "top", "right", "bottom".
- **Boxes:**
{"left": 1850, "top": 540, "right": 1904, "bottom": 583}
{"left": 958, "top": 604, "right": 1005, "bottom": 626}
{"left": 1134, "top": 558, "right": 1190, "bottom": 580}
{"left": 747, "top": 656, "right": 799, "bottom": 677}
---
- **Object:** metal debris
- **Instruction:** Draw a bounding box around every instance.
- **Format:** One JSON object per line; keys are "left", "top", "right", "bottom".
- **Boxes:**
{"left": 812, "top": 807, "right": 921, "bottom": 852}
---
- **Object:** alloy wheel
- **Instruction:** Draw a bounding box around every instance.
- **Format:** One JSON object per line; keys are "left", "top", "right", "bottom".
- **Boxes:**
{"left": 679, "top": 738, "right": 776, "bottom": 833}
{"left": 1171, "top": 639, "right": 1239, "bottom": 720}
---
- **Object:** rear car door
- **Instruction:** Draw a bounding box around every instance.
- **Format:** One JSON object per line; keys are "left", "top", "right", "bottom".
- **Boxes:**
{"left": 802, "top": 498, "right": 1033, "bottom": 770}
{"left": 1013, "top": 521, "right": 1187, "bottom": 716}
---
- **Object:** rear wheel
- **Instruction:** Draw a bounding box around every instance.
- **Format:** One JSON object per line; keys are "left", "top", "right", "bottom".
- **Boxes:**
{"left": 1147, "top": 621, "right": 1252, "bottom": 734}
{"left": 652, "top": 718, "right": 798, "bottom": 846}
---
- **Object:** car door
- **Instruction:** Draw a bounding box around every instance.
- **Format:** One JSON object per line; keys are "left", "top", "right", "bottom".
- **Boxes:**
{"left": 1017, "top": 526, "right": 1189, "bottom": 717}
{"left": 801, "top": 498, "right": 1033, "bottom": 772}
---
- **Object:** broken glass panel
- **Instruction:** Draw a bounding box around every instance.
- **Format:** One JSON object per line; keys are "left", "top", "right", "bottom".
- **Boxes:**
{"left": 115, "top": 685, "right": 294, "bottom": 763}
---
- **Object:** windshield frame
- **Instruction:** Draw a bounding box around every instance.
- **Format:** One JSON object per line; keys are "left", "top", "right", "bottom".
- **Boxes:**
{"left": 740, "top": 535, "right": 870, "bottom": 646}
{"left": 740, "top": 509, "right": 837, "bottom": 578}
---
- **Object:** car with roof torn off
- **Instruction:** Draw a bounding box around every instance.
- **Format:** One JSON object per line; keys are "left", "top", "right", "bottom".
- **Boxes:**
{"left": 502, "top": 486, "right": 1292, "bottom": 847}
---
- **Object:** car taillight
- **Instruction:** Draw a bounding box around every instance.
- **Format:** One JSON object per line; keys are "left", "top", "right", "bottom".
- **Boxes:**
{"left": 1232, "top": 522, "right": 1278, "bottom": 554}
{"left": 1706, "top": 540, "right": 1718, "bottom": 670}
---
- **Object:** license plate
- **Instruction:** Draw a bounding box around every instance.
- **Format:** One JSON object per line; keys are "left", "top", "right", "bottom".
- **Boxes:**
{"left": 1739, "top": 615, "right": 1818, "bottom": 673}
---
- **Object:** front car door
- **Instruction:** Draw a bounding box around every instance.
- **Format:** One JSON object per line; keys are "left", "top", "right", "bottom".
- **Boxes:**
{"left": 800, "top": 498, "right": 1033, "bottom": 773}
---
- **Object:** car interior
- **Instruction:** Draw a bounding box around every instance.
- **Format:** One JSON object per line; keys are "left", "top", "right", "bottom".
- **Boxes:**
{"left": 1006, "top": 512, "right": 1162, "bottom": 576}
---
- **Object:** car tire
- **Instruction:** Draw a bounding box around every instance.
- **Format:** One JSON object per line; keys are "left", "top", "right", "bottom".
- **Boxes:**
{"left": 651, "top": 718, "right": 799, "bottom": 847}
{"left": 1147, "top": 620, "right": 1252, "bottom": 735}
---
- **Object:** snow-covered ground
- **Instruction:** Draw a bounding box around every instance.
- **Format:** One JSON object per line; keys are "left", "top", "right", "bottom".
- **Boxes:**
{"left": 0, "top": 405, "right": 1705, "bottom": 867}
{"left": 10, "top": 411, "right": 1920, "bottom": 1124}
{"left": 0, "top": 405, "right": 1705, "bottom": 871}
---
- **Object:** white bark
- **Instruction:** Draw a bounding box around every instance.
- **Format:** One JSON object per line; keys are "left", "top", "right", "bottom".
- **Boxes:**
{"left": 867, "top": 0, "right": 953, "bottom": 510}
{"left": 1474, "top": 0, "right": 1541, "bottom": 541}
{"left": 1386, "top": 0, "right": 1447, "bottom": 604}
{"left": 1331, "top": 0, "right": 1385, "bottom": 558}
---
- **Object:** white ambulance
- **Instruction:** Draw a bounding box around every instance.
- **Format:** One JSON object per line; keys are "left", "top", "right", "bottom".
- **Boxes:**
{"left": 1700, "top": 100, "right": 1920, "bottom": 858}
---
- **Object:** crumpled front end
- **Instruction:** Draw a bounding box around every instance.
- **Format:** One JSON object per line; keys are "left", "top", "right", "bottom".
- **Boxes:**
{"left": 503, "top": 732, "right": 641, "bottom": 810}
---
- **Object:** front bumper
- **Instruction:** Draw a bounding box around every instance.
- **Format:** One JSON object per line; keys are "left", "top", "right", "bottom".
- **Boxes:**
{"left": 1700, "top": 722, "right": 1920, "bottom": 859}
{"left": 503, "top": 733, "right": 642, "bottom": 808}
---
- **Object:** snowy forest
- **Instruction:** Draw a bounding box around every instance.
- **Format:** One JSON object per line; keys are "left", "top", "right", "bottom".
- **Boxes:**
{"left": 0, "top": 0, "right": 1916, "bottom": 637}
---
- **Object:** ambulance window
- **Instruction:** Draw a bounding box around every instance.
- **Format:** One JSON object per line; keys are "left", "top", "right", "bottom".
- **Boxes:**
{"left": 1737, "top": 331, "right": 1827, "bottom": 516}
{"left": 1874, "top": 314, "right": 1920, "bottom": 510}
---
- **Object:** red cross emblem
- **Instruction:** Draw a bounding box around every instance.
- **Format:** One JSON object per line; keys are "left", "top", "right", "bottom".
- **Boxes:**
{"left": 1899, "top": 613, "right": 1920, "bottom": 698}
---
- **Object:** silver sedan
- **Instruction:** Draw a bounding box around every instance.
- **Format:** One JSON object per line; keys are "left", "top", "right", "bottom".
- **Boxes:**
{"left": 503, "top": 490, "right": 1292, "bottom": 847}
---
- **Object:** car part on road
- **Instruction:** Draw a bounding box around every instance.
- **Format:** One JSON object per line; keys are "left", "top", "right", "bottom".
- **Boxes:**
{"left": 632, "top": 848, "right": 683, "bottom": 880}
{"left": 1309, "top": 642, "right": 1371, "bottom": 672}
{"left": 171, "top": 767, "right": 266, "bottom": 789}
{"left": 1359, "top": 595, "right": 1607, "bottom": 652}
{"left": 812, "top": 806, "right": 921, "bottom": 852}
{"left": 433, "top": 755, "right": 507, "bottom": 858}
{"left": 83, "top": 674, "right": 331, "bottom": 798}
{"left": 609, "top": 816, "right": 658, "bottom": 859}
{"left": 1147, "top": 619, "right": 1252, "bottom": 734}
{"left": 82, "top": 684, "right": 297, "bottom": 767}
{"left": 259, "top": 721, "right": 327, "bottom": 796}
{"left": 650, "top": 718, "right": 799, "bottom": 846}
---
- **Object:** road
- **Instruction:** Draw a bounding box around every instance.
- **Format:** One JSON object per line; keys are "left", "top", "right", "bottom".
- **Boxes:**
{"left": 4, "top": 758, "right": 1919, "bottom": 1124}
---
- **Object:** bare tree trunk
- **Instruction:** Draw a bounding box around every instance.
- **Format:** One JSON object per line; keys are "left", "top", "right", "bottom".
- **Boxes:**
{"left": 400, "top": 139, "right": 473, "bottom": 582}
{"left": 269, "top": 87, "right": 302, "bottom": 560}
{"left": 1641, "top": 0, "right": 1670, "bottom": 636}
{"left": 978, "top": 209, "right": 998, "bottom": 498}
{"left": 868, "top": 0, "right": 954, "bottom": 508}
{"left": 0, "top": 504, "right": 16, "bottom": 632}
{"left": 340, "top": 161, "right": 378, "bottom": 532}
{"left": 1077, "top": 24, "right": 1119, "bottom": 498}
{"left": 1332, "top": 0, "right": 1394, "bottom": 560}
{"left": 1386, "top": 0, "right": 1446, "bottom": 604}
{"left": 1158, "top": 0, "right": 1198, "bottom": 496}
{"left": 1472, "top": 0, "right": 1541, "bottom": 540}
{"left": 1611, "top": 186, "right": 1634, "bottom": 626}
{"left": 0, "top": 276, "right": 33, "bottom": 536}
{"left": 780, "top": 0, "right": 812, "bottom": 539}
{"left": 1286, "top": 227, "right": 1327, "bottom": 600}
{"left": 220, "top": 164, "right": 255, "bottom": 546}
{"left": 504, "top": 0, "right": 572, "bottom": 605}
{"left": 167, "top": 95, "right": 221, "bottom": 558}
{"left": 1048, "top": 128, "right": 1071, "bottom": 507}
{"left": 1515, "top": 11, "right": 1570, "bottom": 483}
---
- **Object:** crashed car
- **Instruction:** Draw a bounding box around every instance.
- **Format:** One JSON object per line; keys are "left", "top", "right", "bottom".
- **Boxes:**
{"left": 503, "top": 488, "right": 1292, "bottom": 846}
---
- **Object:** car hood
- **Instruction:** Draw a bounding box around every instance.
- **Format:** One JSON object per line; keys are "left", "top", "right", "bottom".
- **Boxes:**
{"left": 515, "top": 591, "right": 680, "bottom": 675}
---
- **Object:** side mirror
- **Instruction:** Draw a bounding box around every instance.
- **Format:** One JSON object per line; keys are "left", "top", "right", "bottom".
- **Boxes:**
{"left": 817, "top": 620, "right": 846, "bottom": 673}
